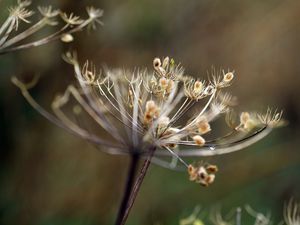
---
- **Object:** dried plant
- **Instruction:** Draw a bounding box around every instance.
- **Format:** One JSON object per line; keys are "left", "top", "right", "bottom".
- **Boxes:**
{"left": 0, "top": 0, "right": 103, "bottom": 55}
{"left": 12, "top": 53, "right": 284, "bottom": 224}
{"left": 180, "top": 200, "right": 300, "bottom": 225}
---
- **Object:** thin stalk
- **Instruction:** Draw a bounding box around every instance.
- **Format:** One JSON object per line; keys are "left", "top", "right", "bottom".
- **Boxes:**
{"left": 115, "top": 153, "right": 140, "bottom": 225}
{"left": 0, "top": 17, "right": 13, "bottom": 37}
{"left": 119, "top": 147, "right": 156, "bottom": 225}
{"left": 1, "top": 19, "right": 47, "bottom": 48}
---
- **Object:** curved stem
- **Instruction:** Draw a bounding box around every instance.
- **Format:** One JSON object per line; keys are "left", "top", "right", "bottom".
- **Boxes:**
{"left": 115, "top": 153, "right": 140, "bottom": 225}
{"left": 119, "top": 147, "right": 156, "bottom": 225}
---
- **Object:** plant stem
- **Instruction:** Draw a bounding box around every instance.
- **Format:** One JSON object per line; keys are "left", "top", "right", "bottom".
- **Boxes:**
{"left": 119, "top": 147, "right": 156, "bottom": 225}
{"left": 115, "top": 153, "right": 140, "bottom": 225}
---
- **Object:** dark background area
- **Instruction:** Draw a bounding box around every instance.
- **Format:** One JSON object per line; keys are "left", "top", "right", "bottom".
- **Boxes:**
{"left": 0, "top": 0, "right": 300, "bottom": 224}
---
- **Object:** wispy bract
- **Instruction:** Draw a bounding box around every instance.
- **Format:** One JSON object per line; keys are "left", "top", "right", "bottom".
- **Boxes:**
{"left": 12, "top": 53, "right": 283, "bottom": 186}
{"left": 0, "top": 0, "right": 103, "bottom": 55}
{"left": 181, "top": 201, "right": 300, "bottom": 225}
{"left": 284, "top": 199, "right": 300, "bottom": 225}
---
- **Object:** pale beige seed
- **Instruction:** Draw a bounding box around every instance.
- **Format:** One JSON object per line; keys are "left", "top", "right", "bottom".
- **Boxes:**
{"left": 193, "top": 81, "right": 203, "bottom": 94}
{"left": 61, "top": 33, "right": 74, "bottom": 43}
{"left": 223, "top": 72, "right": 234, "bottom": 82}
{"left": 205, "top": 174, "right": 215, "bottom": 184}
{"left": 197, "top": 120, "right": 211, "bottom": 134}
{"left": 166, "top": 79, "right": 174, "bottom": 93}
{"left": 145, "top": 100, "right": 157, "bottom": 112}
{"left": 206, "top": 165, "right": 218, "bottom": 173}
{"left": 188, "top": 165, "right": 197, "bottom": 181}
{"left": 162, "top": 57, "right": 169, "bottom": 69}
{"left": 197, "top": 166, "right": 208, "bottom": 179}
{"left": 153, "top": 58, "right": 161, "bottom": 69}
{"left": 159, "top": 77, "right": 168, "bottom": 89}
{"left": 240, "top": 112, "right": 250, "bottom": 124}
{"left": 193, "top": 135, "right": 205, "bottom": 146}
{"left": 244, "top": 119, "right": 256, "bottom": 131}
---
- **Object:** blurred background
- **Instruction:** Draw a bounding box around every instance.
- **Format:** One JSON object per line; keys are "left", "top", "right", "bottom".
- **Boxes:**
{"left": 0, "top": 0, "right": 300, "bottom": 224}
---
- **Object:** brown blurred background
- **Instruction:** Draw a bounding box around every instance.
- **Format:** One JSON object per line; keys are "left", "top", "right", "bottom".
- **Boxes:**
{"left": 0, "top": 0, "right": 300, "bottom": 224}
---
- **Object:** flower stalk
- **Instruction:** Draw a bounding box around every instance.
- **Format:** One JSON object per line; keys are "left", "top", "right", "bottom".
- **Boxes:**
{"left": 120, "top": 146, "right": 156, "bottom": 225}
{"left": 115, "top": 152, "right": 140, "bottom": 225}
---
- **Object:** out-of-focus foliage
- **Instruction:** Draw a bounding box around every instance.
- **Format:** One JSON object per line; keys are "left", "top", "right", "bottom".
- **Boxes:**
{"left": 0, "top": 0, "right": 299, "bottom": 225}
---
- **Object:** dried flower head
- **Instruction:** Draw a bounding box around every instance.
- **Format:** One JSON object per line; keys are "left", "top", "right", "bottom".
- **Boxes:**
{"left": 0, "top": 1, "right": 103, "bottom": 54}
{"left": 12, "top": 54, "right": 284, "bottom": 186}
{"left": 188, "top": 163, "right": 218, "bottom": 186}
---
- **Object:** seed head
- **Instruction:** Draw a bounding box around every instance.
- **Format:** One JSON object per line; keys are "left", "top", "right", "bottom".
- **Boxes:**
{"left": 12, "top": 55, "right": 284, "bottom": 187}
{"left": 188, "top": 163, "right": 218, "bottom": 186}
